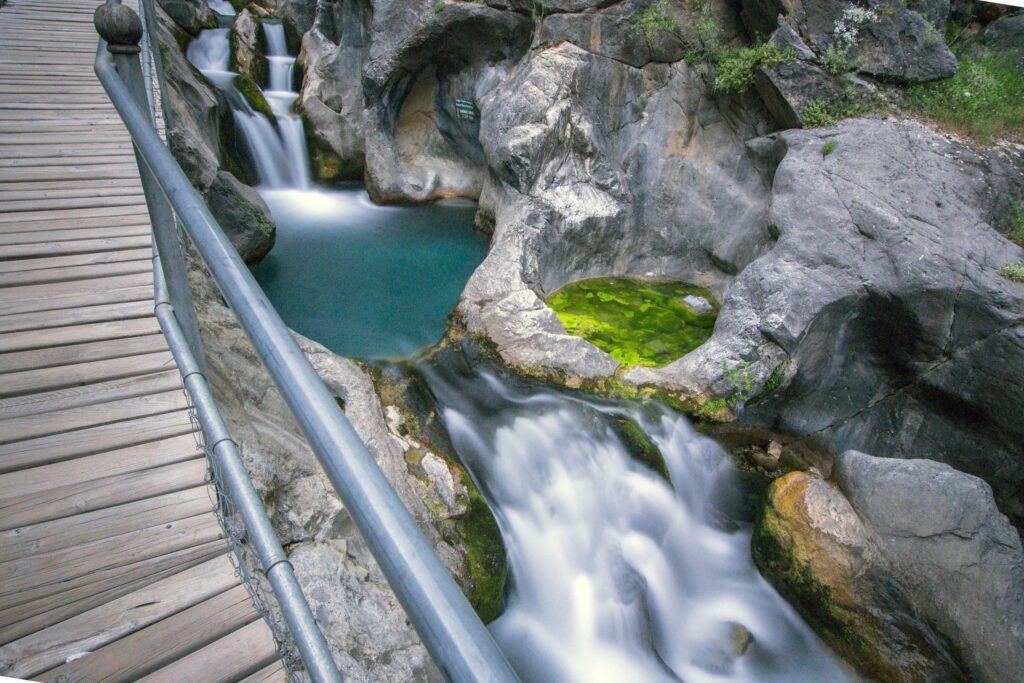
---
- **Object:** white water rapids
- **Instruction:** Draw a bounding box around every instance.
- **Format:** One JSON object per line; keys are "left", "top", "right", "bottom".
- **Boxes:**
{"left": 186, "top": 11, "right": 310, "bottom": 189}
{"left": 426, "top": 361, "right": 854, "bottom": 682}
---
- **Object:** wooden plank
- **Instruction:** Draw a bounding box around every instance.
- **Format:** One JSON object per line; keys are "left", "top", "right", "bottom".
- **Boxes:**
{"left": 0, "top": 235, "right": 153, "bottom": 260}
{"left": 0, "top": 368, "right": 178, "bottom": 420}
{"left": 0, "top": 225, "right": 150, "bottom": 246}
{"left": 0, "top": 215, "right": 149, "bottom": 234}
{"left": 0, "top": 166, "right": 140, "bottom": 183}
{"left": 0, "top": 274, "right": 151, "bottom": 317}
{"left": 0, "top": 204, "right": 148, "bottom": 225}
{"left": 0, "top": 196, "right": 146, "bottom": 213}
{"left": 0, "top": 317, "right": 160, "bottom": 354}
{"left": 0, "top": 554, "right": 240, "bottom": 680}
{"left": 39, "top": 585, "right": 260, "bottom": 683}
{"left": 0, "top": 514, "right": 224, "bottom": 600}
{"left": 0, "top": 332, "right": 166, "bottom": 373}
{"left": 0, "top": 387, "right": 186, "bottom": 445}
{"left": 0, "top": 349, "right": 172, "bottom": 399}
{"left": 0, "top": 248, "right": 151, "bottom": 274}
{"left": 0, "top": 543, "right": 226, "bottom": 644}
{"left": 0, "top": 273, "right": 153, "bottom": 316}
{"left": 0, "top": 300, "right": 153, "bottom": 334}
{"left": 138, "top": 619, "right": 280, "bottom": 683}
{"left": 0, "top": 257, "right": 152, "bottom": 288}
{"left": 0, "top": 487, "right": 213, "bottom": 563}
{"left": 239, "top": 662, "right": 289, "bottom": 683}
{"left": 0, "top": 433, "right": 198, "bottom": 501}
{"left": 0, "top": 457, "right": 207, "bottom": 531}
{"left": 0, "top": 406, "right": 193, "bottom": 472}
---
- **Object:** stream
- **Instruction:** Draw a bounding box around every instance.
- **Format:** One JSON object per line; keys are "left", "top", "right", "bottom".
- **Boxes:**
{"left": 189, "top": 3, "right": 853, "bottom": 679}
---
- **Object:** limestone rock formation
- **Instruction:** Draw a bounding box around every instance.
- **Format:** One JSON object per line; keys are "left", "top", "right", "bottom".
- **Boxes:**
{"left": 754, "top": 451, "right": 1024, "bottom": 682}
{"left": 297, "top": 0, "right": 371, "bottom": 181}
{"left": 188, "top": 263, "right": 470, "bottom": 681}
{"left": 231, "top": 8, "right": 268, "bottom": 86}
{"left": 156, "top": 2, "right": 276, "bottom": 263}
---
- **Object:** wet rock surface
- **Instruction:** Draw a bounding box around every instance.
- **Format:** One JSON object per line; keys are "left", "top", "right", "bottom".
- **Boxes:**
{"left": 156, "top": 1, "right": 276, "bottom": 263}
{"left": 187, "top": 263, "right": 471, "bottom": 680}
{"left": 755, "top": 451, "right": 1024, "bottom": 682}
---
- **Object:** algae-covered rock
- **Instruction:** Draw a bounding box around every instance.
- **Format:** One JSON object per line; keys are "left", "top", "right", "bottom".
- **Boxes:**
{"left": 230, "top": 9, "right": 268, "bottom": 86}
{"left": 752, "top": 470, "right": 965, "bottom": 682}
{"left": 204, "top": 171, "right": 276, "bottom": 263}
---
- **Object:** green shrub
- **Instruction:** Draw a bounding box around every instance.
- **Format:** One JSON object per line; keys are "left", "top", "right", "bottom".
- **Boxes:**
{"left": 820, "top": 43, "right": 851, "bottom": 76}
{"left": 682, "top": 0, "right": 721, "bottom": 61}
{"left": 633, "top": 0, "right": 680, "bottom": 40}
{"left": 801, "top": 99, "right": 857, "bottom": 128}
{"left": 1001, "top": 263, "right": 1024, "bottom": 282}
{"left": 907, "top": 51, "right": 1024, "bottom": 142}
{"left": 821, "top": 141, "right": 837, "bottom": 156}
{"left": 714, "top": 43, "right": 790, "bottom": 93}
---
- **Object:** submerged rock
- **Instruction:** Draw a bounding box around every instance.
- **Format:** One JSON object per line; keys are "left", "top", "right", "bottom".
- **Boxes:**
{"left": 754, "top": 451, "right": 1024, "bottom": 682}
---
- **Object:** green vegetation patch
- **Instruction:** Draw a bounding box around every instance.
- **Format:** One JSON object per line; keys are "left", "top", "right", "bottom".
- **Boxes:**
{"left": 714, "top": 43, "right": 790, "bottom": 94}
{"left": 454, "top": 473, "right": 508, "bottom": 623}
{"left": 1000, "top": 263, "right": 1024, "bottom": 283}
{"left": 907, "top": 49, "right": 1024, "bottom": 143}
{"left": 546, "top": 277, "right": 718, "bottom": 368}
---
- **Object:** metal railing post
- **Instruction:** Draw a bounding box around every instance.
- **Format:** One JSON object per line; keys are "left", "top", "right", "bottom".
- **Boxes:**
{"left": 97, "top": 0, "right": 206, "bottom": 370}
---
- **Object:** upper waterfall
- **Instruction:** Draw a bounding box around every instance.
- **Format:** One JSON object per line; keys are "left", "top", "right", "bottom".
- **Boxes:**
{"left": 187, "top": 10, "right": 310, "bottom": 190}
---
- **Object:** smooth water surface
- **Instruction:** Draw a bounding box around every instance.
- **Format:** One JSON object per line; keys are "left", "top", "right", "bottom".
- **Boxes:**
{"left": 251, "top": 187, "right": 488, "bottom": 359}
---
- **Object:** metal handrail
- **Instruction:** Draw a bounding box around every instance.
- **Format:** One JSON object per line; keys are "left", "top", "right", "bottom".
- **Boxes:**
{"left": 92, "top": 3, "right": 519, "bottom": 682}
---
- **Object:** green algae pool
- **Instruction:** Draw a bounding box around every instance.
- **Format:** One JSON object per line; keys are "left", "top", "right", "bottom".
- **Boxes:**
{"left": 546, "top": 277, "right": 718, "bottom": 367}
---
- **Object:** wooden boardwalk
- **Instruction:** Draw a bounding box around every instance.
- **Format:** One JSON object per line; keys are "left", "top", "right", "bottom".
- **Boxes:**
{"left": 0, "top": 0, "right": 285, "bottom": 680}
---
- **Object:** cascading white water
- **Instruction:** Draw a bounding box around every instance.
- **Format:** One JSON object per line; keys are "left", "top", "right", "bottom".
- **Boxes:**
{"left": 261, "top": 22, "right": 311, "bottom": 189}
{"left": 206, "top": 0, "right": 235, "bottom": 16}
{"left": 426, "top": 362, "right": 854, "bottom": 683}
{"left": 186, "top": 8, "right": 309, "bottom": 189}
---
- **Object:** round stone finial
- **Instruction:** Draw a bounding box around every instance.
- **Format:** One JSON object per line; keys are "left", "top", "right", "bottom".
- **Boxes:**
{"left": 94, "top": 3, "right": 144, "bottom": 55}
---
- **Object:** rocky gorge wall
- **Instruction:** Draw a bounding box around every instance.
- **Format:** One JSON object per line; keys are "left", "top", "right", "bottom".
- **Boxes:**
{"left": 156, "top": 0, "right": 1024, "bottom": 680}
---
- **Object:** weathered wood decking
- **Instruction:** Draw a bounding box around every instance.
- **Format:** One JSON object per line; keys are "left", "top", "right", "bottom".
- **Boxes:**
{"left": 0, "top": 0, "right": 285, "bottom": 680}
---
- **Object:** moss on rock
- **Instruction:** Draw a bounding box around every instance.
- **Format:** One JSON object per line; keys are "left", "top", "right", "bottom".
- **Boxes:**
{"left": 234, "top": 72, "right": 276, "bottom": 121}
{"left": 546, "top": 277, "right": 718, "bottom": 368}
{"left": 609, "top": 415, "right": 670, "bottom": 480}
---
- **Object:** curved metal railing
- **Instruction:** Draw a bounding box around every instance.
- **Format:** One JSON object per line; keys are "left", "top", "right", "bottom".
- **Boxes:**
{"left": 92, "top": 1, "right": 520, "bottom": 682}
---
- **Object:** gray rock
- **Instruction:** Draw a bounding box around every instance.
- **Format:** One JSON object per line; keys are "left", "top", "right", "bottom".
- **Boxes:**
{"left": 979, "top": 12, "right": 1024, "bottom": 51}
{"left": 189, "top": 263, "right": 467, "bottom": 681}
{"left": 755, "top": 59, "right": 846, "bottom": 129}
{"left": 741, "top": 0, "right": 957, "bottom": 83}
{"left": 769, "top": 17, "right": 817, "bottom": 61}
{"left": 682, "top": 295, "right": 715, "bottom": 313}
{"left": 297, "top": 0, "right": 371, "bottom": 182}
{"left": 231, "top": 9, "right": 268, "bottom": 86}
{"left": 459, "top": 42, "right": 775, "bottom": 383}
{"left": 203, "top": 171, "right": 276, "bottom": 263}
{"left": 835, "top": 451, "right": 1024, "bottom": 683}
{"left": 624, "top": 119, "right": 1024, "bottom": 528}
{"left": 157, "top": 3, "right": 221, "bottom": 191}
{"left": 156, "top": 0, "right": 215, "bottom": 35}
{"left": 362, "top": 1, "right": 531, "bottom": 203}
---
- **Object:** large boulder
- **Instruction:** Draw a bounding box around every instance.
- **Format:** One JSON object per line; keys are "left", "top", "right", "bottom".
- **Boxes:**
{"left": 156, "top": 0, "right": 216, "bottom": 35}
{"left": 297, "top": 0, "right": 372, "bottom": 182}
{"left": 740, "top": 0, "right": 957, "bottom": 83}
{"left": 752, "top": 469, "right": 964, "bottom": 681}
{"left": 625, "top": 119, "right": 1024, "bottom": 527}
{"left": 230, "top": 9, "right": 268, "bottom": 86}
{"left": 458, "top": 41, "right": 775, "bottom": 381}
{"left": 203, "top": 171, "right": 276, "bottom": 263}
{"left": 188, "top": 265, "right": 475, "bottom": 681}
{"left": 362, "top": 1, "right": 531, "bottom": 202}
{"left": 754, "top": 451, "right": 1024, "bottom": 682}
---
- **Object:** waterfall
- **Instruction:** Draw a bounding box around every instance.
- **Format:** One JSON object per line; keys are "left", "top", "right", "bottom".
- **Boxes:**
{"left": 261, "top": 22, "right": 311, "bottom": 190}
{"left": 187, "top": 10, "right": 310, "bottom": 190}
{"left": 425, "top": 359, "right": 853, "bottom": 683}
